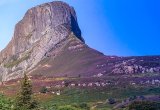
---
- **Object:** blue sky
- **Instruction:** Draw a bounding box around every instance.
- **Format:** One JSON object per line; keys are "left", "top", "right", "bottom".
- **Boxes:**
{"left": 0, "top": 0, "right": 160, "bottom": 56}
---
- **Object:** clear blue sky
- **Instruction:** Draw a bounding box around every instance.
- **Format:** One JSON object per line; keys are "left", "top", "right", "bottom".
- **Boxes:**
{"left": 0, "top": 0, "right": 160, "bottom": 56}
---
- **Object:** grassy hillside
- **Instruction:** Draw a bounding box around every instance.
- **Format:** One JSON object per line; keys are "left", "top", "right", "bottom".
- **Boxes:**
{"left": 1, "top": 74, "right": 160, "bottom": 110}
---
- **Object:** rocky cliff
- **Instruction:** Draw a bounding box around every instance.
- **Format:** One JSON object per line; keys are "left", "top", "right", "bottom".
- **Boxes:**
{"left": 0, "top": 1, "right": 160, "bottom": 81}
{"left": 0, "top": 1, "right": 85, "bottom": 81}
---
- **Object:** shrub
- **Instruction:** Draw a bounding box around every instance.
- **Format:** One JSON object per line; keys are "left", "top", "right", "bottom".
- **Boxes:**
{"left": 129, "top": 95, "right": 137, "bottom": 101}
{"left": 108, "top": 98, "right": 116, "bottom": 104}
{"left": 64, "top": 81, "right": 69, "bottom": 87}
{"left": 0, "top": 94, "right": 13, "bottom": 110}
{"left": 40, "top": 86, "right": 48, "bottom": 93}
{"left": 79, "top": 103, "right": 90, "bottom": 110}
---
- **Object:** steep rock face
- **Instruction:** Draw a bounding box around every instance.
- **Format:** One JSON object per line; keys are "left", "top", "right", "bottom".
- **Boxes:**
{"left": 0, "top": 1, "right": 84, "bottom": 81}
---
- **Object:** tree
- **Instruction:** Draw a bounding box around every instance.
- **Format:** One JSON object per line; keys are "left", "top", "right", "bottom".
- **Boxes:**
{"left": 14, "top": 74, "right": 38, "bottom": 110}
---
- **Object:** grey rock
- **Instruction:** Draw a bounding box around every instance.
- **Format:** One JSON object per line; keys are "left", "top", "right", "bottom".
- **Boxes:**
{"left": 0, "top": 1, "right": 84, "bottom": 81}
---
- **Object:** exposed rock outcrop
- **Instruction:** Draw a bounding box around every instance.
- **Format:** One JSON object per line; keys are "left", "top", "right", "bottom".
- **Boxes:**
{"left": 111, "top": 56, "right": 160, "bottom": 74}
{"left": 0, "top": 1, "right": 84, "bottom": 81}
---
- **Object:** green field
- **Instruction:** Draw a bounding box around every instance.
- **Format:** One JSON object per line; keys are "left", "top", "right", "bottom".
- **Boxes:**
{"left": 38, "top": 85, "right": 160, "bottom": 110}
